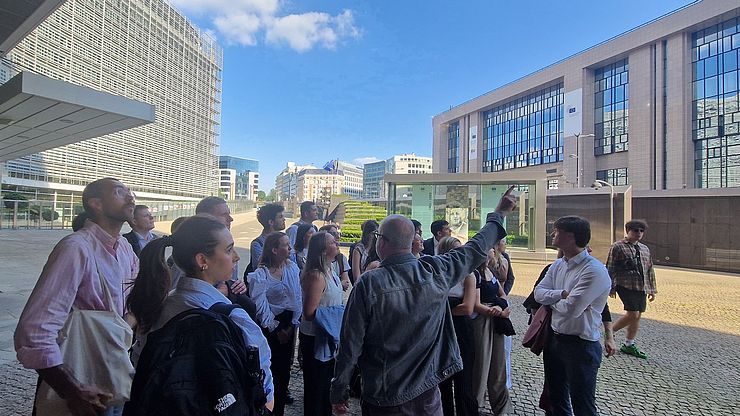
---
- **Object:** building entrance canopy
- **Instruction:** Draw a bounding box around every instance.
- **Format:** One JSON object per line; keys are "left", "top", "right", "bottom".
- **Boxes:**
{"left": 385, "top": 172, "right": 547, "bottom": 252}
{"left": 0, "top": 71, "right": 155, "bottom": 162}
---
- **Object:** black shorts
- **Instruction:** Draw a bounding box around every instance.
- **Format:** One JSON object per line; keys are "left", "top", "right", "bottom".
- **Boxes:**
{"left": 616, "top": 285, "right": 647, "bottom": 312}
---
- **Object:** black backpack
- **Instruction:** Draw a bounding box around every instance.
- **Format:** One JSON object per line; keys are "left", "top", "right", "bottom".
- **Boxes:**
{"left": 124, "top": 303, "right": 268, "bottom": 416}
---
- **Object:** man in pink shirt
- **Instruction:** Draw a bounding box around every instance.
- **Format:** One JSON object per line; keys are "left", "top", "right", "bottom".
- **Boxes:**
{"left": 15, "top": 177, "right": 139, "bottom": 416}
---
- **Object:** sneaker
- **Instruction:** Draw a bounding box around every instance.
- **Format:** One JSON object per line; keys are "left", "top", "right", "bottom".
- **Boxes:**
{"left": 620, "top": 343, "right": 647, "bottom": 359}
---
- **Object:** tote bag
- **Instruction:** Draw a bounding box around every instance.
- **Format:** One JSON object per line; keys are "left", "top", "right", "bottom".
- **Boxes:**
{"left": 521, "top": 305, "right": 552, "bottom": 356}
{"left": 35, "top": 265, "right": 135, "bottom": 415}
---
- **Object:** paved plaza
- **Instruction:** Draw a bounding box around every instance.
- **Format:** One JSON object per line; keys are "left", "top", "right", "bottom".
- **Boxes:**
{"left": 1, "top": 211, "right": 739, "bottom": 415}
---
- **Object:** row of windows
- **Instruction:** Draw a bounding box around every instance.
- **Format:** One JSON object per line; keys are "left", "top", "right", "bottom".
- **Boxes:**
{"left": 481, "top": 83, "right": 564, "bottom": 172}
{"left": 448, "top": 122, "right": 460, "bottom": 173}
{"left": 693, "top": 17, "right": 740, "bottom": 188}
{"left": 595, "top": 59, "right": 629, "bottom": 156}
{"left": 596, "top": 168, "right": 629, "bottom": 186}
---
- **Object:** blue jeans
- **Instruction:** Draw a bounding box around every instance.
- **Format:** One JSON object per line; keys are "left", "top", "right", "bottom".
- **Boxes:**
{"left": 543, "top": 333, "right": 602, "bottom": 416}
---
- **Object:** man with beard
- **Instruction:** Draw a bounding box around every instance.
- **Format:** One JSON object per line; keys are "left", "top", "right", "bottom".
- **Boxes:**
{"left": 15, "top": 178, "right": 140, "bottom": 416}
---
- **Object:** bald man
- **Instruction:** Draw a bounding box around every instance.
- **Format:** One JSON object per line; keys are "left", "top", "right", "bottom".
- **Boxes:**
{"left": 331, "top": 187, "right": 517, "bottom": 415}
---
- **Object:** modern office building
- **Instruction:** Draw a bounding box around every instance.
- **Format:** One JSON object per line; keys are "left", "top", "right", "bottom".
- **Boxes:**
{"left": 432, "top": 0, "right": 740, "bottom": 272}
{"left": 2, "top": 0, "right": 223, "bottom": 200}
{"left": 219, "top": 156, "right": 259, "bottom": 200}
{"left": 363, "top": 160, "right": 386, "bottom": 198}
{"left": 363, "top": 154, "right": 432, "bottom": 198}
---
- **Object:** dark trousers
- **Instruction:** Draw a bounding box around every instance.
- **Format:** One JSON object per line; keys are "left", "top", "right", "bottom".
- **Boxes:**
{"left": 440, "top": 315, "right": 479, "bottom": 416}
{"left": 300, "top": 332, "right": 335, "bottom": 416}
{"left": 265, "top": 327, "right": 295, "bottom": 416}
{"left": 543, "top": 333, "right": 602, "bottom": 416}
{"left": 362, "top": 386, "right": 442, "bottom": 416}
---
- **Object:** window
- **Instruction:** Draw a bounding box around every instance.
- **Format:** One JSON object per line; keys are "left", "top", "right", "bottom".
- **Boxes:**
{"left": 448, "top": 121, "right": 460, "bottom": 173}
{"left": 594, "top": 59, "right": 629, "bottom": 155}
{"left": 596, "top": 167, "right": 629, "bottom": 186}
{"left": 692, "top": 17, "right": 740, "bottom": 188}
{"left": 481, "top": 83, "right": 563, "bottom": 172}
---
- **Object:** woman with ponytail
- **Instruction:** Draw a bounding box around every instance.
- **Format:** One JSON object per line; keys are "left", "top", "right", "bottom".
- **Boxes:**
{"left": 126, "top": 214, "right": 275, "bottom": 408}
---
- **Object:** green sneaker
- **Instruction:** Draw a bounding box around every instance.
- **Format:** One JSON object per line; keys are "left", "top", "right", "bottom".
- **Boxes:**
{"left": 620, "top": 343, "right": 648, "bottom": 359}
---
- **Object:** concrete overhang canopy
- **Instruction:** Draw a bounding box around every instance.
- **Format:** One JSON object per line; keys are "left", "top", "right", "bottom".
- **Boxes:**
{"left": 0, "top": 71, "right": 155, "bottom": 162}
{"left": 0, "top": 0, "right": 66, "bottom": 56}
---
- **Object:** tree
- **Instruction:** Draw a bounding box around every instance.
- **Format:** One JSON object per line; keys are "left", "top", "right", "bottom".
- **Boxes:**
{"left": 257, "top": 190, "right": 267, "bottom": 201}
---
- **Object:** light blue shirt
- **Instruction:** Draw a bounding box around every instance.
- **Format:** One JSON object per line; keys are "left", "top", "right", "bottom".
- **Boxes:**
{"left": 534, "top": 250, "right": 611, "bottom": 341}
{"left": 144, "top": 277, "right": 274, "bottom": 401}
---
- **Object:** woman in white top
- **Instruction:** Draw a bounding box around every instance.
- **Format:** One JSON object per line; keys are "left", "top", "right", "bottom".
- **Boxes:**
{"left": 300, "top": 231, "right": 344, "bottom": 416}
{"left": 247, "top": 232, "right": 302, "bottom": 416}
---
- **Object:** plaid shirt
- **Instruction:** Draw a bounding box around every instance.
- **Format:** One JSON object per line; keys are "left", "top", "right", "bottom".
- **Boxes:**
{"left": 606, "top": 239, "right": 657, "bottom": 295}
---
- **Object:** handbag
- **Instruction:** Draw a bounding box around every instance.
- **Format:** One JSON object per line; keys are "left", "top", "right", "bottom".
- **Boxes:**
{"left": 521, "top": 305, "right": 552, "bottom": 356}
{"left": 35, "top": 261, "right": 135, "bottom": 415}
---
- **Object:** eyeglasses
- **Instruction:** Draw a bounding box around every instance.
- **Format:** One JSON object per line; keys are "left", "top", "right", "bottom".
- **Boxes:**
{"left": 373, "top": 230, "right": 388, "bottom": 241}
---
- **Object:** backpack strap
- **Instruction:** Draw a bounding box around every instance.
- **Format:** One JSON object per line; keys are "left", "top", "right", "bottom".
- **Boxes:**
{"left": 209, "top": 302, "right": 242, "bottom": 317}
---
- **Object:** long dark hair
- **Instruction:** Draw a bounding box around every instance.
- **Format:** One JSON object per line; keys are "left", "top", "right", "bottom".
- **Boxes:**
{"left": 363, "top": 244, "right": 380, "bottom": 271}
{"left": 126, "top": 214, "right": 226, "bottom": 332}
{"left": 301, "top": 231, "right": 332, "bottom": 279}
{"left": 294, "top": 223, "right": 315, "bottom": 252}
{"left": 259, "top": 232, "right": 287, "bottom": 268}
{"left": 360, "top": 220, "right": 378, "bottom": 247}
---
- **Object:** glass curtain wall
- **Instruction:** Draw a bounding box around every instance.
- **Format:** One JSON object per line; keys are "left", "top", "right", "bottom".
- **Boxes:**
{"left": 481, "top": 83, "right": 563, "bottom": 172}
{"left": 594, "top": 59, "right": 629, "bottom": 155}
{"left": 692, "top": 17, "right": 740, "bottom": 188}
{"left": 387, "top": 182, "right": 534, "bottom": 249}
{"left": 447, "top": 122, "right": 460, "bottom": 173}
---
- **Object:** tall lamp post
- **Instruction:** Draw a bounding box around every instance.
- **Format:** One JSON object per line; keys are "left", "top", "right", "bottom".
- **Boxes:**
{"left": 592, "top": 179, "right": 614, "bottom": 244}
{"left": 569, "top": 132, "right": 595, "bottom": 187}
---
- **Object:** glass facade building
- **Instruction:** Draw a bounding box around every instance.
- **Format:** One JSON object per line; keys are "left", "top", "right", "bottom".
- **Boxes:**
{"left": 594, "top": 59, "right": 630, "bottom": 155}
{"left": 596, "top": 167, "right": 629, "bottom": 186}
{"left": 447, "top": 122, "right": 459, "bottom": 173}
{"left": 482, "top": 83, "right": 563, "bottom": 172}
{"left": 219, "top": 156, "right": 259, "bottom": 174}
{"left": 692, "top": 17, "right": 740, "bottom": 188}
{"left": 3, "top": 0, "right": 223, "bottom": 199}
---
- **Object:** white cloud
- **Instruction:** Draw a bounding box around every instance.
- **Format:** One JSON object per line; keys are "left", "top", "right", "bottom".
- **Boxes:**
{"left": 214, "top": 13, "right": 262, "bottom": 46}
{"left": 266, "top": 10, "right": 359, "bottom": 52}
{"left": 353, "top": 156, "right": 381, "bottom": 166}
{"left": 171, "top": 0, "right": 360, "bottom": 52}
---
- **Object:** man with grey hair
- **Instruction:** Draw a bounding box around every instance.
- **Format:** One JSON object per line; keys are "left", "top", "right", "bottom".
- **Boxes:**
{"left": 331, "top": 187, "right": 517, "bottom": 415}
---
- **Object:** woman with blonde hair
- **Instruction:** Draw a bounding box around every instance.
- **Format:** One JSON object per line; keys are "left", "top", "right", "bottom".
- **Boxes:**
{"left": 300, "top": 231, "right": 344, "bottom": 415}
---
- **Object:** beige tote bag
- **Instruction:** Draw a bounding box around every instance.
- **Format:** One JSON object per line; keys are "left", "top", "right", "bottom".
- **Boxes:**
{"left": 35, "top": 265, "right": 135, "bottom": 415}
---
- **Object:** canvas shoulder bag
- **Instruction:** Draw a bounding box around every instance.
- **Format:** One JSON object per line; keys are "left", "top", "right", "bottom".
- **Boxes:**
{"left": 35, "top": 252, "right": 135, "bottom": 415}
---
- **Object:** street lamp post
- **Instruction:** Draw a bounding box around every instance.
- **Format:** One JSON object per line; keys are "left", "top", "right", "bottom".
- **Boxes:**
{"left": 571, "top": 132, "right": 594, "bottom": 187}
{"left": 592, "top": 179, "right": 614, "bottom": 244}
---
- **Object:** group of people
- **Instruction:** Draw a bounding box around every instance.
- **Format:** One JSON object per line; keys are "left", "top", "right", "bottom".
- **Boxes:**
{"left": 14, "top": 177, "right": 658, "bottom": 416}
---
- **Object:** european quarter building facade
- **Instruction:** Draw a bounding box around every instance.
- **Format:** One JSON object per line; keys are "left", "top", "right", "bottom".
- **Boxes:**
{"left": 433, "top": 0, "right": 740, "bottom": 272}
{"left": 2, "top": 0, "right": 223, "bottom": 200}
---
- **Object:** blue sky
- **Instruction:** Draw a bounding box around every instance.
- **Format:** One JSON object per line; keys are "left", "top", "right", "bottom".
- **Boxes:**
{"left": 172, "top": 0, "right": 693, "bottom": 191}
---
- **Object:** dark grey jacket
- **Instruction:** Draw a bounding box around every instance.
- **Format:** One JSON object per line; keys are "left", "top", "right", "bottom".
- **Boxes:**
{"left": 330, "top": 212, "right": 506, "bottom": 406}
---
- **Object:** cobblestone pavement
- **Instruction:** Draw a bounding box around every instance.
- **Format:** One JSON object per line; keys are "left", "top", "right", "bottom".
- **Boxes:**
{"left": 2, "top": 223, "right": 739, "bottom": 415}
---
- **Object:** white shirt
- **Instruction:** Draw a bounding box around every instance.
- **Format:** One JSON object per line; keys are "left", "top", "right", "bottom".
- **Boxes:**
{"left": 534, "top": 250, "right": 610, "bottom": 341}
{"left": 247, "top": 263, "right": 303, "bottom": 331}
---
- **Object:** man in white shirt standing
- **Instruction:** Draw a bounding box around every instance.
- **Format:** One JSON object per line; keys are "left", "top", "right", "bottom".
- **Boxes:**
{"left": 535, "top": 216, "right": 611, "bottom": 416}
